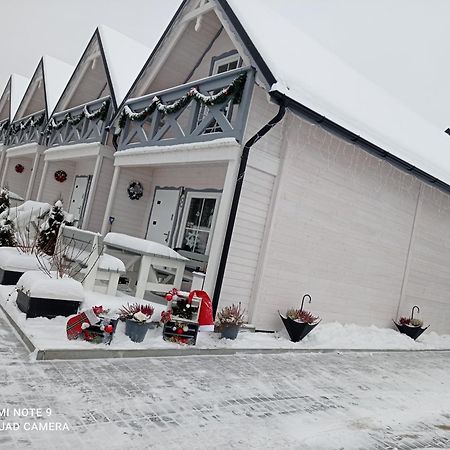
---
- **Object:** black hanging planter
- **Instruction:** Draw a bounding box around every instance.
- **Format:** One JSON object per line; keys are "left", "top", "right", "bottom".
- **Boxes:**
{"left": 394, "top": 305, "right": 429, "bottom": 340}
{"left": 280, "top": 294, "right": 321, "bottom": 342}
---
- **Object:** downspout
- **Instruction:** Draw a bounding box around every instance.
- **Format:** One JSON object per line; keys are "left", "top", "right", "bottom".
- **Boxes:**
{"left": 212, "top": 101, "right": 286, "bottom": 315}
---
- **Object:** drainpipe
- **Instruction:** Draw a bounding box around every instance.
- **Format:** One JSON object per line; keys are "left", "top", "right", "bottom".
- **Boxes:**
{"left": 212, "top": 101, "right": 286, "bottom": 315}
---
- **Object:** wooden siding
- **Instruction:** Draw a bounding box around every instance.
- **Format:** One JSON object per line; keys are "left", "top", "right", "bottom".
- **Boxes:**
{"left": 134, "top": 10, "right": 226, "bottom": 97}
{"left": 4, "top": 156, "right": 34, "bottom": 198}
{"left": 87, "top": 157, "right": 115, "bottom": 233}
{"left": 220, "top": 166, "right": 276, "bottom": 311}
{"left": 252, "top": 112, "right": 424, "bottom": 330}
{"left": 30, "top": 156, "right": 45, "bottom": 199}
{"left": 109, "top": 166, "right": 154, "bottom": 237}
{"left": 41, "top": 160, "right": 77, "bottom": 206}
{"left": 186, "top": 28, "right": 236, "bottom": 82}
{"left": 399, "top": 185, "right": 450, "bottom": 333}
{"left": 109, "top": 163, "right": 227, "bottom": 238}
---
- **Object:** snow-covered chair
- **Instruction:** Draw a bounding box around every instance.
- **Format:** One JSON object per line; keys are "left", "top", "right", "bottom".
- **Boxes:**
{"left": 59, "top": 225, "right": 125, "bottom": 295}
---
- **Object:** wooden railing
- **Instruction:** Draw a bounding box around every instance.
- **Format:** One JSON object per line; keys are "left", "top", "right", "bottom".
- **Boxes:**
{"left": 46, "top": 97, "right": 112, "bottom": 147}
{"left": 8, "top": 110, "right": 46, "bottom": 147}
{"left": 117, "top": 67, "right": 254, "bottom": 151}
{"left": 0, "top": 119, "right": 8, "bottom": 144}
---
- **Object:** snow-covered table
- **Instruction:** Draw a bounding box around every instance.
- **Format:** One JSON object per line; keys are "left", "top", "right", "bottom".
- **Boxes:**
{"left": 103, "top": 233, "right": 189, "bottom": 298}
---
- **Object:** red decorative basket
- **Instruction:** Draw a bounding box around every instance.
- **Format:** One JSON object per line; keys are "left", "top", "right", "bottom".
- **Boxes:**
{"left": 54, "top": 170, "right": 67, "bottom": 183}
{"left": 15, "top": 164, "right": 24, "bottom": 174}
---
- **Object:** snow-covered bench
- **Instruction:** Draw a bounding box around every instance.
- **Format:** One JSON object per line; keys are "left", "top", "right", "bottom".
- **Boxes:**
{"left": 59, "top": 225, "right": 125, "bottom": 295}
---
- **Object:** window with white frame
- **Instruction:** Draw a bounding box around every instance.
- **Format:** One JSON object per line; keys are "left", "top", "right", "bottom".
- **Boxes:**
{"left": 177, "top": 191, "right": 221, "bottom": 256}
{"left": 201, "top": 52, "right": 242, "bottom": 134}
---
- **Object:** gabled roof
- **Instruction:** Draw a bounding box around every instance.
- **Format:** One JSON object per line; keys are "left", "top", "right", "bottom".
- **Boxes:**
{"left": 220, "top": 0, "right": 450, "bottom": 187}
{"left": 97, "top": 25, "right": 150, "bottom": 108}
{"left": 13, "top": 56, "right": 73, "bottom": 121}
{"left": 9, "top": 74, "right": 30, "bottom": 120}
{"left": 0, "top": 74, "right": 30, "bottom": 121}
{"left": 52, "top": 25, "right": 150, "bottom": 115}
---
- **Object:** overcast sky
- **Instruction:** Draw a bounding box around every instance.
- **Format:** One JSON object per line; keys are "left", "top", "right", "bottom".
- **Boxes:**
{"left": 2, "top": 0, "right": 449, "bottom": 128}
{"left": 0, "top": 0, "right": 180, "bottom": 90}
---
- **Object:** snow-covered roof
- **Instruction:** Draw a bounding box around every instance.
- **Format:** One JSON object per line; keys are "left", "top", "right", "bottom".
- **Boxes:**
{"left": 97, "top": 25, "right": 150, "bottom": 107}
{"left": 41, "top": 55, "right": 74, "bottom": 115}
{"left": 9, "top": 74, "right": 30, "bottom": 119}
{"left": 225, "top": 0, "right": 450, "bottom": 186}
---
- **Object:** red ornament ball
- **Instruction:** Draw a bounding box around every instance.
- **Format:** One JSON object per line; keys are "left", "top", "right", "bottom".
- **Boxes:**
{"left": 177, "top": 328, "right": 183, "bottom": 335}
{"left": 104, "top": 325, "right": 113, "bottom": 333}
{"left": 15, "top": 164, "right": 24, "bottom": 174}
{"left": 165, "top": 293, "right": 173, "bottom": 301}
{"left": 54, "top": 170, "right": 67, "bottom": 183}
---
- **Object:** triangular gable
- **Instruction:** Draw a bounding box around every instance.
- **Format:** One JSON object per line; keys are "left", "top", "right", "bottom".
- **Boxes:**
{"left": 10, "top": 74, "right": 30, "bottom": 120}
{"left": 13, "top": 56, "right": 72, "bottom": 121}
{"left": 114, "top": 0, "right": 270, "bottom": 117}
{"left": 0, "top": 78, "right": 11, "bottom": 121}
{"left": 52, "top": 26, "right": 149, "bottom": 116}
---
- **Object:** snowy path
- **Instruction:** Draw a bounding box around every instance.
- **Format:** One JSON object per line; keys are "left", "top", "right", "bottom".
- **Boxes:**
{"left": 0, "top": 311, "right": 450, "bottom": 449}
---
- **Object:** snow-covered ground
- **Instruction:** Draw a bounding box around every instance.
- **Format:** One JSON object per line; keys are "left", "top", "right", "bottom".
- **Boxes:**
{"left": 1, "top": 284, "right": 450, "bottom": 356}
{"left": 0, "top": 306, "right": 449, "bottom": 450}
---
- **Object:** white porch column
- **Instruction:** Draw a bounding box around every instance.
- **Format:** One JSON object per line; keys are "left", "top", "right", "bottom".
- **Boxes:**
{"left": 0, "top": 155, "right": 9, "bottom": 187}
{"left": 202, "top": 156, "right": 240, "bottom": 296}
{"left": 25, "top": 152, "right": 41, "bottom": 200}
{"left": 81, "top": 154, "right": 103, "bottom": 230}
{"left": 101, "top": 165, "right": 121, "bottom": 235}
{"left": 36, "top": 160, "right": 49, "bottom": 201}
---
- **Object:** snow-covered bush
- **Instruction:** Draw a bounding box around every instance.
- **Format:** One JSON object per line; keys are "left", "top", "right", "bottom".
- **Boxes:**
{"left": 215, "top": 303, "right": 246, "bottom": 328}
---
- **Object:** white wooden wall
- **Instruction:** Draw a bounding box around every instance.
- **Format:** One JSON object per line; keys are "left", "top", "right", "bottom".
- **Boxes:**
{"left": 4, "top": 155, "right": 34, "bottom": 198}
{"left": 399, "top": 185, "right": 450, "bottom": 333}
{"left": 109, "top": 163, "right": 227, "bottom": 238}
{"left": 87, "top": 157, "right": 114, "bottom": 233}
{"left": 250, "top": 111, "right": 450, "bottom": 334}
{"left": 40, "top": 160, "right": 76, "bottom": 206}
{"left": 219, "top": 86, "right": 284, "bottom": 313}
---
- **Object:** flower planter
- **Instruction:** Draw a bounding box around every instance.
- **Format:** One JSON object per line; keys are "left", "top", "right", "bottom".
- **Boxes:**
{"left": 0, "top": 268, "right": 24, "bottom": 286}
{"left": 163, "top": 320, "right": 199, "bottom": 345}
{"left": 279, "top": 313, "right": 320, "bottom": 342}
{"left": 15, "top": 271, "right": 84, "bottom": 319}
{"left": 393, "top": 322, "right": 429, "bottom": 340}
{"left": 220, "top": 325, "right": 240, "bottom": 340}
{"left": 16, "top": 290, "right": 81, "bottom": 319}
{"left": 125, "top": 319, "right": 151, "bottom": 343}
{"left": 394, "top": 305, "right": 428, "bottom": 340}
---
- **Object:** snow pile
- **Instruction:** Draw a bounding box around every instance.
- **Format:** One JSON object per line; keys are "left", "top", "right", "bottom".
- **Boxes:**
{"left": 17, "top": 271, "right": 84, "bottom": 301}
{"left": 98, "top": 254, "right": 125, "bottom": 272}
{"left": 104, "top": 232, "right": 188, "bottom": 260}
{"left": 0, "top": 248, "right": 49, "bottom": 272}
{"left": 226, "top": 0, "right": 450, "bottom": 187}
{"left": 2, "top": 200, "right": 51, "bottom": 229}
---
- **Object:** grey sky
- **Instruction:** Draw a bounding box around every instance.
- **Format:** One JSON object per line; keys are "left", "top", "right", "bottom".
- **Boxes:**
{"left": 0, "top": 0, "right": 180, "bottom": 91}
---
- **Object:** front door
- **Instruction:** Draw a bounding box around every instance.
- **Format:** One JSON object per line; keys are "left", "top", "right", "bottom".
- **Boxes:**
{"left": 68, "top": 175, "right": 91, "bottom": 226}
{"left": 146, "top": 188, "right": 181, "bottom": 246}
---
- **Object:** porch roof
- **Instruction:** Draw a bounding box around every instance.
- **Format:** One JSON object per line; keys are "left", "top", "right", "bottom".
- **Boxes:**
{"left": 222, "top": 0, "right": 450, "bottom": 188}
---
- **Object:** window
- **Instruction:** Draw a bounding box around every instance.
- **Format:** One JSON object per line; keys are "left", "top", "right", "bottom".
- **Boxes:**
{"left": 200, "top": 52, "right": 242, "bottom": 134}
{"left": 177, "top": 192, "right": 221, "bottom": 256}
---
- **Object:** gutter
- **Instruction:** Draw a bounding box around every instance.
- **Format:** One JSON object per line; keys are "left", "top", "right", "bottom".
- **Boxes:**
{"left": 212, "top": 101, "right": 286, "bottom": 315}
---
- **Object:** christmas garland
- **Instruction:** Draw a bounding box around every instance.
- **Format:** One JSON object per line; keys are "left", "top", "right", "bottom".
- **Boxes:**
{"left": 9, "top": 114, "right": 45, "bottom": 136}
{"left": 127, "top": 181, "right": 144, "bottom": 200}
{"left": 47, "top": 99, "right": 110, "bottom": 132}
{"left": 116, "top": 72, "right": 247, "bottom": 134}
{"left": 0, "top": 120, "right": 9, "bottom": 134}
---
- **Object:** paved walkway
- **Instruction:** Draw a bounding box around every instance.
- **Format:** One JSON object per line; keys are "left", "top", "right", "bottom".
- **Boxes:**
{"left": 0, "top": 310, "right": 449, "bottom": 450}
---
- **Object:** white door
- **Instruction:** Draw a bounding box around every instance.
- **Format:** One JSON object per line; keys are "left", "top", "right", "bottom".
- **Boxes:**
{"left": 146, "top": 188, "right": 181, "bottom": 246}
{"left": 68, "top": 175, "right": 91, "bottom": 226}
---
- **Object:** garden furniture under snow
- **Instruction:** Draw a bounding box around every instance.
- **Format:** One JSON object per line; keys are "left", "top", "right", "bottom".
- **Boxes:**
{"left": 58, "top": 225, "right": 125, "bottom": 295}
{"left": 103, "top": 232, "right": 188, "bottom": 298}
